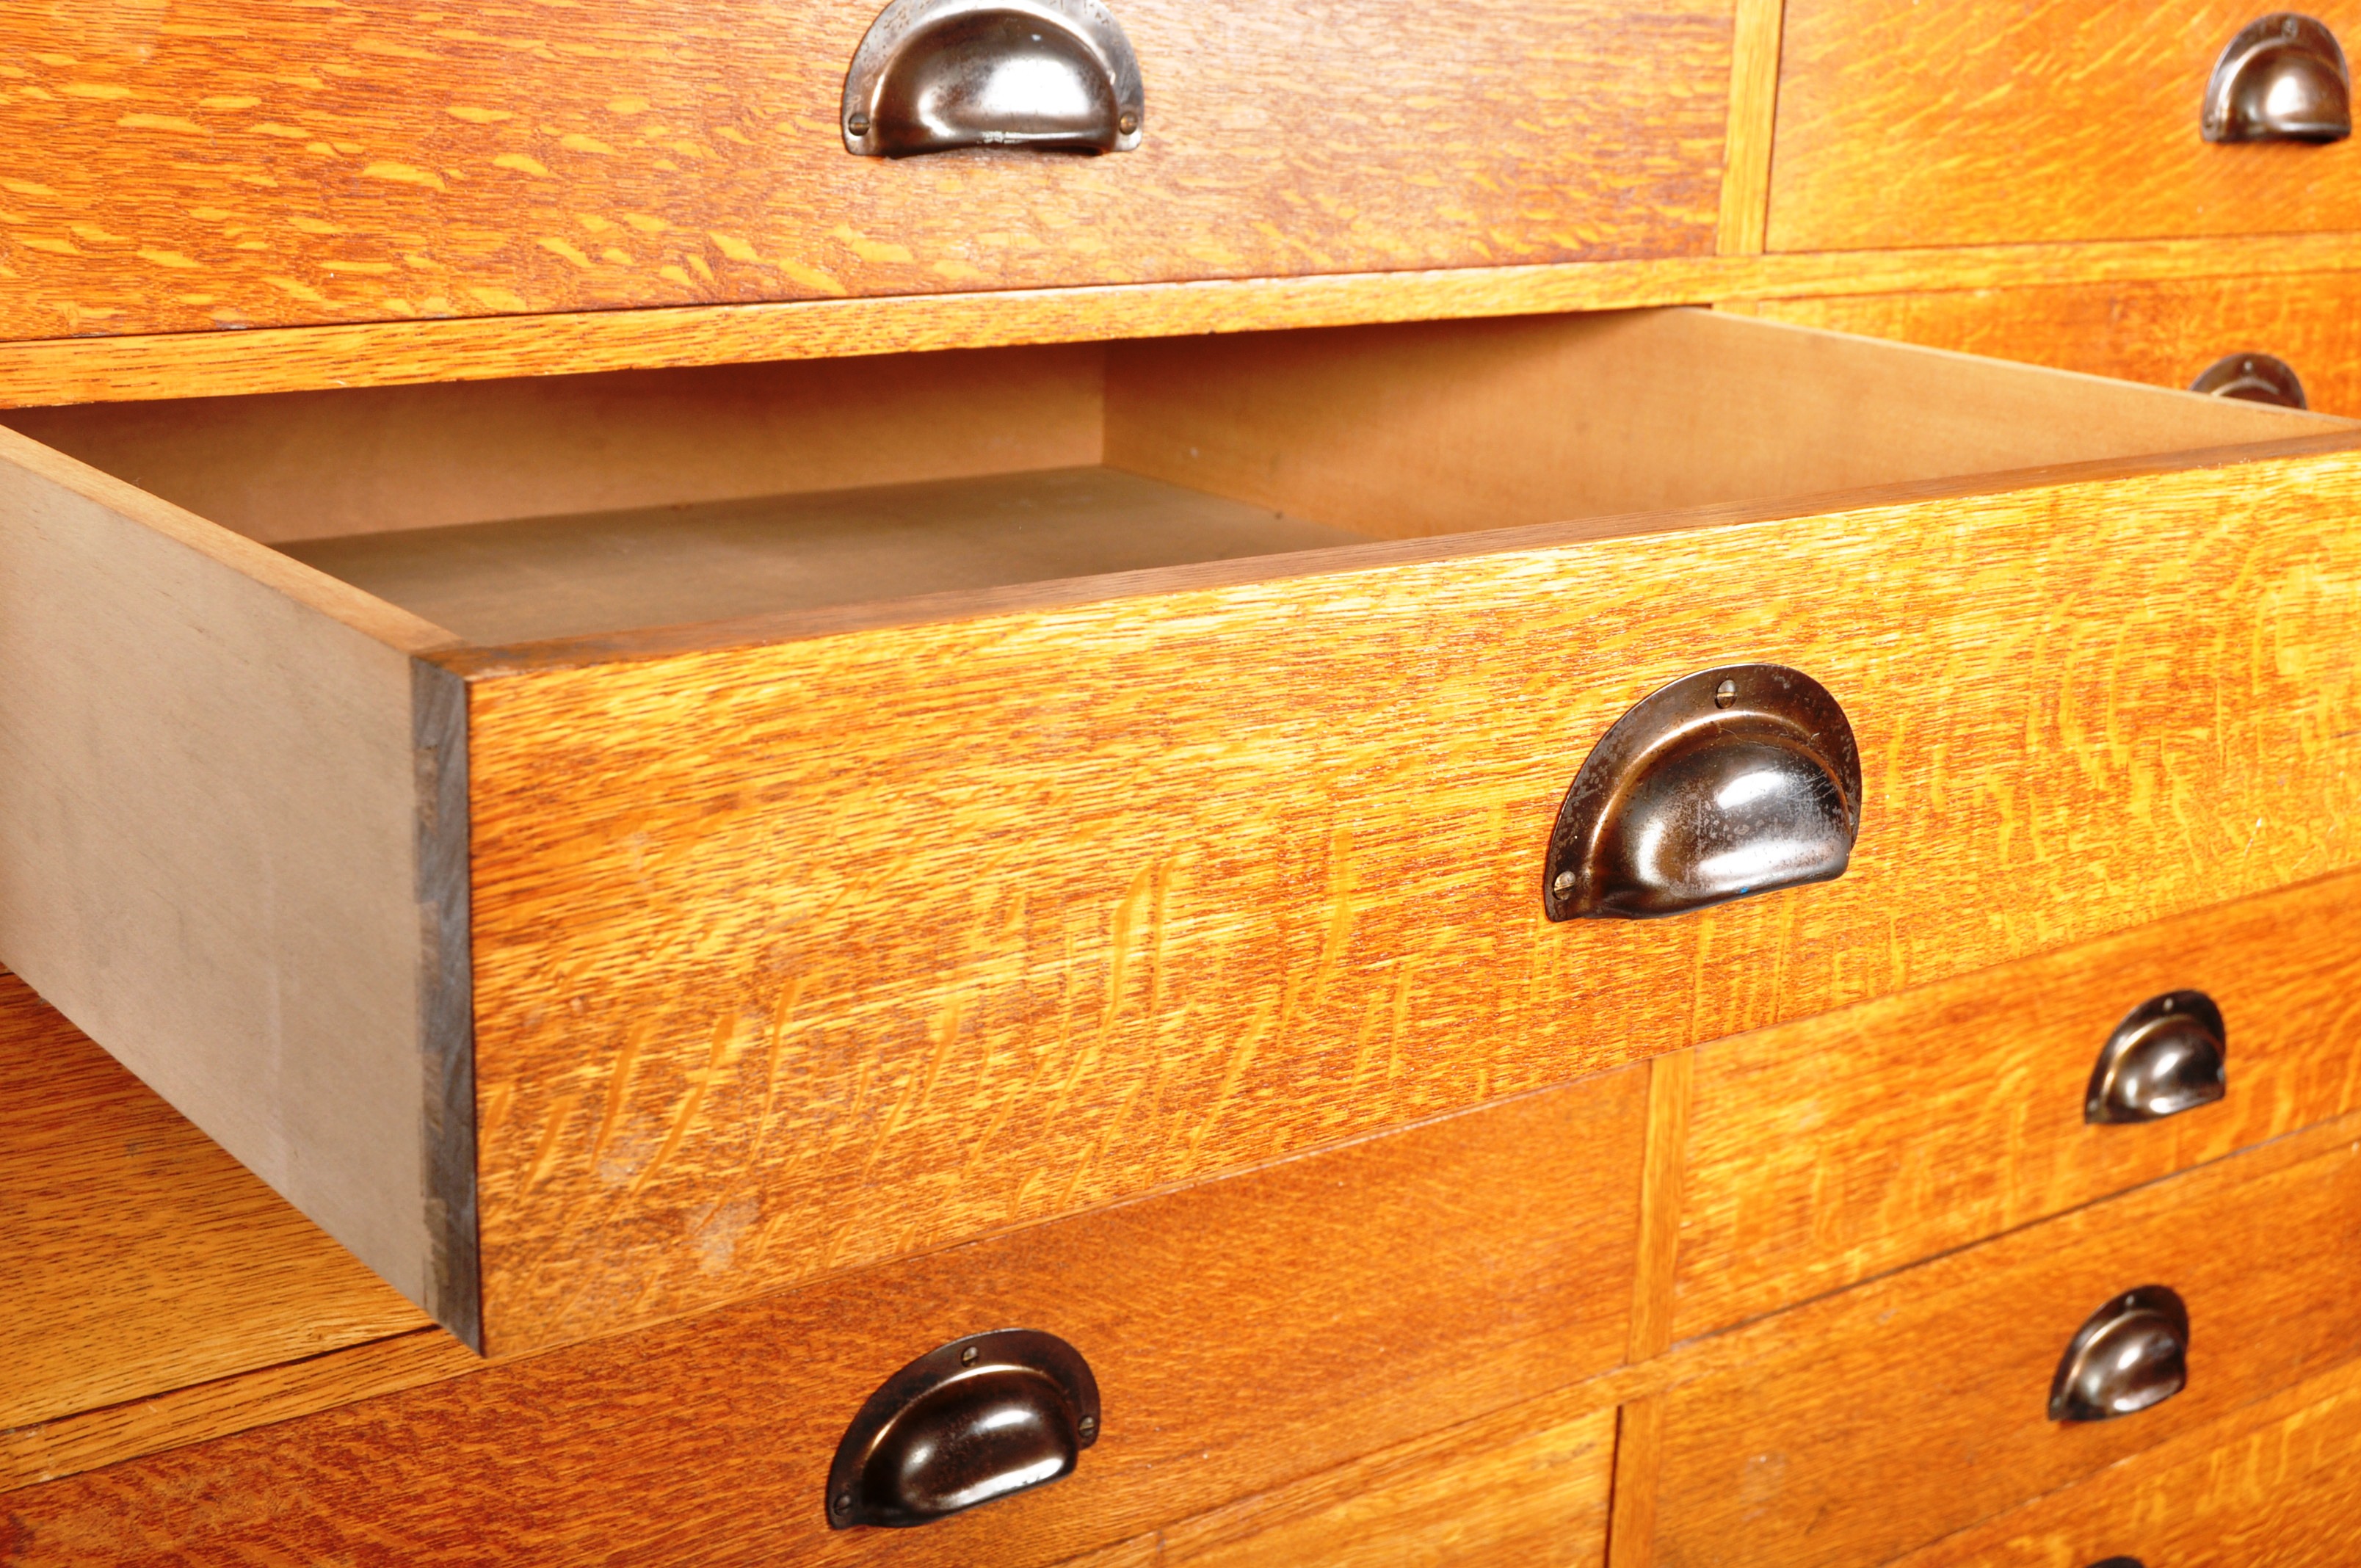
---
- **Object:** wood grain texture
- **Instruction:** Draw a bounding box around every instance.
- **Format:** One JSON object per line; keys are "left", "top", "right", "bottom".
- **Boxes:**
{"left": 2, "top": 1329, "right": 479, "bottom": 1493}
{"left": 1, "top": 344, "right": 1108, "bottom": 543}
{"left": 0, "top": 1072, "right": 1645, "bottom": 1567}
{"left": 1652, "top": 1114, "right": 2361, "bottom": 1568}
{"left": 1890, "top": 1356, "right": 2361, "bottom": 1567}
{"left": 1678, "top": 867, "right": 2361, "bottom": 1340}
{"left": 1606, "top": 1398, "right": 1667, "bottom": 1568}
{"left": 0, "top": 0, "right": 1729, "bottom": 341}
{"left": 1104, "top": 312, "right": 2326, "bottom": 543}
{"left": 1155, "top": 1390, "right": 1615, "bottom": 1567}
{"left": 1769, "top": 0, "right": 2361, "bottom": 251}
{"left": 1758, "top": 272, "right": 2361, "bottom": 416}
{"left": 12, "top": 235, "right": 2361, "bottom": 410}
{"left": 0, "top": 969, "right": 431, "bottom": 1436}
{"left": 457, "top": 316, "right": 2361, "bottom": 1353}
{"left": 1715, "top": 0, "right": 1784, "bottom": 255}
{"left": 0, "top": 425, "right": 473, "bottom": 1331}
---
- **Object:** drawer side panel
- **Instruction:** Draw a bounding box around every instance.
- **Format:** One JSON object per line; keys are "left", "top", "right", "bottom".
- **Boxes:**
{"left": 0, "top": 429, "right": 469, "bottom": 1337}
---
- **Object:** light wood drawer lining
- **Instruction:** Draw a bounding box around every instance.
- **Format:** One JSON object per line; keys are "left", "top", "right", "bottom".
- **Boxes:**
{"left": 1, "top": 310, "right": 2352, "bottom": 1354}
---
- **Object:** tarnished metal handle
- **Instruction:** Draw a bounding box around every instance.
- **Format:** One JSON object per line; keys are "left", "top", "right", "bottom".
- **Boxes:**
{"left": 843, "top": 0, "right": 1144, "bottom": 156}
{"left": 827, "top": 1329, "right": 1100, "bottom": 1529}
{"left": 2086, "top": 991, "right": 2227, "bottom": 1124}
{"left": 1542, "top": 665, "right": 1862, "bottom": 921}
{"left": 2202, "top": 14, "right": 2351, "bottom": 142}
{"left": 2190, "top": 351, "right": 2309, "bottom": 408}
{"left": 2049, "top": 1286, "right": 2189, "bottom": 1423}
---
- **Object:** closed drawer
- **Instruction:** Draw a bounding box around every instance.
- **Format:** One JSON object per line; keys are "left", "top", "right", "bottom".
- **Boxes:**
{"left": 1771, "top": 0, "right": 2361, "bottom": 250}
{"left": 1758, "top": 275, "right": 2361, "bottom": 417}
{"left": 0, "top": 1064, "right": 1643, "bottom": 1567}
{"left": 1653, "top": 1116, "right": 2361, "bottom": 1568}
{"left": 1676, "top": 868, "right": 2361, "bottom": 1340}
{"left": 0, "top": 0, "right": 1731, "bottom": 342}
{"left": 1889, "top": 1357, "right": 2361, "bottom": 1567}
{"left": 3, "top": 308, "right": 2357, "bottom": 1355}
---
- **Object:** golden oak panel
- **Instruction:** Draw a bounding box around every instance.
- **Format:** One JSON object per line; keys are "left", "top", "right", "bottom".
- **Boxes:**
{"left": 0, "top": 0, "right": 1728, "bottom": 341}
{"left": 1677, "top": 868, "right": 2361, "bottom": 1338}
{"left": 1890, "top": 1357, "right": 2361, "bottom": 1567}
{"left": 1759, "top": 273, "right": 2361, "bottom": 415}
{"left": 1653, "top": 1119, "right": 2361, "bottom": 1567}
{"left": 0, "top": 970, "right": 429, "bottom": 1434}
{"left": 0, "top": 1071, "right": 1643, "bottom": 1566}
{"left": 462, "top": 442, "right": 2361, "bottom": 1352}
{"left": 1769, "top": 0, "right": 2361, "bottom": 250}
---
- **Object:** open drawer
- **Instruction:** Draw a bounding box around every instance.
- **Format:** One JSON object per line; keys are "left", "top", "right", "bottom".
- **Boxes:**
{"left": 3, "top": 309, "right": 2354, "bottom": 1354}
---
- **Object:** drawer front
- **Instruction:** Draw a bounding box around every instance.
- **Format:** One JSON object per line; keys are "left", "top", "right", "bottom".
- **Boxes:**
{"left": 0, "top": 969, "right": 428, "bottom": 1434}
{"left": 1677, "top": 868, "right": 2361, "bottom": 1339}
{"left": 0, "top": 0, "right": 1730, "bottom": 342}
{"left": 1890, "top": 1359, "right": 2361, "bottom": 1567}
{"left": 0, "top": 1067, "right": 1644, "bottom": 1567}
{"left": 1770, "top": 0, "right": 2361, "bottom": 250}
{"left": 1653, "top": 1118, "right": 2361, "bottom": 1568}
{"left": 1758, "top": 275, "right": 2361, "bottom": 418}
{"left": 460, "top": 322, "right": 2361, "bottom": 1354}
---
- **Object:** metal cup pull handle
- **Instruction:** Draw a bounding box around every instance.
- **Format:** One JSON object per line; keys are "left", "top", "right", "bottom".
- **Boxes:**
{"left": 2086, "top": 990, "right": 2227, "bottom": 1125}
{"left": 844, "top": 0, "right": 1145, "bottom": 156}
{"left": 1542, "top": 664, "right": 1863, "bottom": 921}
{"left": 827, "top": 1329, "right": 1101, "bottom": 1529}
{"left": 2202, "top": 14, "right": 2351, "bottom": 142}
{"left": 2190, "top": 351, "right": 2310, "bottom": 408}
{"left": 2048, "top": 1286, "right": 2190, "bottom": 1423}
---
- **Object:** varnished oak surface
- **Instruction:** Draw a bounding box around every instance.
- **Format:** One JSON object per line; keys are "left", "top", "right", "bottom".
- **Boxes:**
{"left": 13, "top": 236, "right": 2361, "bottom": 408}
{"left": 1653, "top": 1116, "right": 2361, "bottom": 1567}
{"left": 1678, "top": 867, "right": 2361, "bottom": 1337}
{"left": 1761, "top": 272, "right": 2361, "bottom": 416}
{"left": 0, "top": 969, "right": 430, "bottom": 1433}
{"left": 1769, "top": 0, "right": 2361, "bottom": 250}
{"left": 0, "top": 1072, "right": 1644, "bottom": 1565}
{"left": 1891, "top": 1355, "right": 2361, "bottom": 1567}
{"left": 459, "top": 434, "right": 2361, "bottom": 1351}
{"left": 0, "top": 0, "right": 1727, "bottom": 341}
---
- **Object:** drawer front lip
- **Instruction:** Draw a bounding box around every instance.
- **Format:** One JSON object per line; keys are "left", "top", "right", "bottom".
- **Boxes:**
{"left": 0, "top": 1070, "right": 1644, "bottom": 1566}
{"left": 0, "top": 0, "right": 1728, "bottom": 343}
{"left": 1676, "top": 866, "right": 2361, "bottom": 1341}
{"left": 461, "top": 439, "right": 2361, "bottom": 1354}
{"left": 1771, "top": 0, "right": 2361, "bottom": 251}
{"left": 1654, "top": 1119, "right": 2361, "bottom": 1568}
{"left": 1757, "top": 276, "right": 2361, "bottom": 420}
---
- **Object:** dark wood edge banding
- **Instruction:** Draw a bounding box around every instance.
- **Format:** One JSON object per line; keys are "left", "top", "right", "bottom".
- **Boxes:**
{"left": 413, "top": 658, "right": 480, "bottom": 1352}
{"left": 427, "top": 429, "right": 2361, "bottom": 678}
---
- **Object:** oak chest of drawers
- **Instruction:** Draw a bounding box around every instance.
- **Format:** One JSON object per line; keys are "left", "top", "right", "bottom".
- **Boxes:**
{"left": 4, "top": 0, "right": 2360, "bottom": 1563}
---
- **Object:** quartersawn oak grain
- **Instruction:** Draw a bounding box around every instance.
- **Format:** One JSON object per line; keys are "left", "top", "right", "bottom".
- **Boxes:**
{"left": 1652, "top": 1115, "right": 2361, "bottom": 1568}
{"left": 1759, "top": 272, "right": 2361, "bottom": 416}
{"left": 1769, "top": 0, "right": 2361, "bottom": 250}
{"left": 0, "top": 1072, "right": 1645, "bottom": 1567}
{"left": 1890, "top": 1356, "right": 2361, "bottom": 1567}
{"left": 0, "top": 0, "right": 1729, "bottom": 341}
{"left": 1677, "top": 866, "right": 2361, "bottom": 1338}
{"left": 0, "top": 969, "right": 432, "bottom": 1435}
{"left": 457, "top": 371, "right": 2360, "bottom": 1348}
{"left": 11, "top": 234, "right": 2361, "bottom": 410}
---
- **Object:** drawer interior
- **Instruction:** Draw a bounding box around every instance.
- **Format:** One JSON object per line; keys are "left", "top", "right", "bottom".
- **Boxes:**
{"left": 3, "top": 308, "right": 2329, "bottom": 647}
